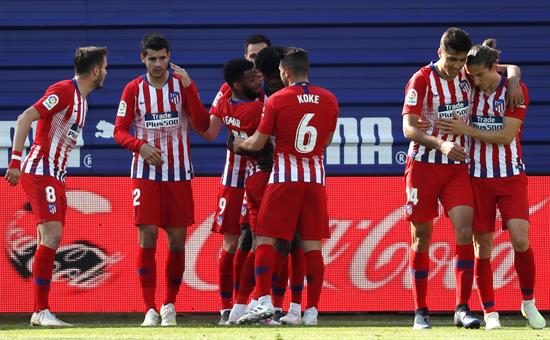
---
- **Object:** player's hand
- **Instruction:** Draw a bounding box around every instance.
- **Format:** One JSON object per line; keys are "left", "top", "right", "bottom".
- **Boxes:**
{"left": 232, "top": 137, "right": 246, "bottom": 154}
{"left": 416, "top": 119, "right": 432, "bottom": 132}
{"left": 139, "top": 143, "right": 164, "bottom": 166}
{"left": 170, "top": 63, "right": 192, "bottom": 88}
{"left": 438, "top": 112, "right": 468, "bottom": 135}
{"left": 4, "top": 168, "right": 20, "bottom": 186}
{"left": 256, "top": 142, "right": 274, "bottom": 172}
{"left": 226, "top": 132, "right": 235, "bottom": 152}
{"left": 506, "top": 78, "right": 524, "bottom": 111}
{"left": 439, "top": 141, "right": 467, "bottom": 161}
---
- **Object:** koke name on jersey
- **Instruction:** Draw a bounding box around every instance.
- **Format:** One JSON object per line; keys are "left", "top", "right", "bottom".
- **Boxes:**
{"left": 437, "top": 100, "right": 469, "bottom": 119}
{"left": 472, "top": 115, "right": 503, "bottom": 130}
{"left": 297, "top": 94, "right": 320, "bottom": 104}
{"left": 144, "top": 111, "right": 180, "bottom": 129}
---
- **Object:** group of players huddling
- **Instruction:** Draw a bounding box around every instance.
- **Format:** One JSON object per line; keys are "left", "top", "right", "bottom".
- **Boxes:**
{"left": 3, "top": 28, "right": 546, "bottom": 330}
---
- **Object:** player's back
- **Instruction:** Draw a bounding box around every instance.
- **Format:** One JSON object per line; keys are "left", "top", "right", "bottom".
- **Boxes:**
{"left": 258, "top": 82, "right": 338, "bottom": 184}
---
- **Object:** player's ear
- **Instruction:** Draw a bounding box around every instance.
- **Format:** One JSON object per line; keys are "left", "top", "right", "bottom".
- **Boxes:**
{"left": 140, "top": 52, "right": 146, "bottom": 64}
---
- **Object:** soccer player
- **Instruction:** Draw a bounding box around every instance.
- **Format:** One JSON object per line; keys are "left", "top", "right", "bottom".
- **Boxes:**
{"left": 4, "top": 46, "right": 108, "bottom": 327}
{"left": 234, "top": 47, "right": 339, "bottom": 326}
{"left": 402, "top": 27, "right": 522, "bottom": 329}
{"left": 201, "top": 35, "right": 271, "bottom": 325}
{"left": 438, "top": 39, "right": 546, "bottom": 330}
{"left": 244, "top": 34, "right": 272, "bottom": 62}
{"left": 113, "top": 33, "right": 209, "bottom": 327}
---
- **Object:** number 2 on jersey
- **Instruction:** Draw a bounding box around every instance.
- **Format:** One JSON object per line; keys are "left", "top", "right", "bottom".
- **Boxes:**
{"left": 295, "top": 113, "right": 317, "bottom": 153}
{"left": 133, "top": 188, "right": 141, "bottom": 206}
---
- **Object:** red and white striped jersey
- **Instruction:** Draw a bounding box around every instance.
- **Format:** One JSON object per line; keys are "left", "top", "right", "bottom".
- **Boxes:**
{"left": 402, "top": 63, "right": 472, "bottom": 164}
{"left": 210, "top": 83, "right": 248, "bottom": 188}
{"left": 22, "top": 79, "right": 86, "bottom": 182}
{"left": 469, "top": 78, "right": 528, "bottom": 178}
{"left": 257, "top": 82, "right": 339, "bottom": 185}
{"left": 114, "top": 73, "right": 206, "bottom": 181}
{"left": 213, "top": 94, "right": 266, "bottom": 186}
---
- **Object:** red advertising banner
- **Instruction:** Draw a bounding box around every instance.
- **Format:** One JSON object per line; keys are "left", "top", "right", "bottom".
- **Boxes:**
{"left": 1, "top": 177, "right": 549, "bottom": 312}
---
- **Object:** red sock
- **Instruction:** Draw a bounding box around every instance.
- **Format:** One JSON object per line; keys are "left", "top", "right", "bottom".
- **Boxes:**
{"left": 233, "top": 248, "right": 249, "bottom": 299}
{"left": 290, "top": 247, "right": 305, "bottom": 304}
{"left": 254, "top": 244, "right": 275, "bottom": 298}
{"left": 33, "top": 244, "right": 56, "bottom": 312}
{"left": 474, "top": 257, "right": 496, "bottom": 313}
{"left": 164, "top": 250, "right": 185, "bottom": 306}
{"left": 218, "top": 250, "right": 234, "bottom": 310}
{"left": 305, "top": 250, "right": 324, "bottom": 309}
{"left": 514, "top": 247, "right": 535, "bottom": 300}
{"left": 272, "top": 255, "right": 288, "bottom": 308}
{"left": 409, "top": 248, "right": 429, "bottom": 310}
{"left": 137, "top": 247, "right": 157, "bottom": 311}
{"left": 236, "top": 251, "right": 256, "bottom": 305}
{"left": 455, "top": 243, "right": 474, "bottom": 306}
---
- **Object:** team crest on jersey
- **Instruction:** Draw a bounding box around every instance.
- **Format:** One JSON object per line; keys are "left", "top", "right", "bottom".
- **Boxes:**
{"left": 405, "top": 89, "right": 418, "bottom": 106}
{"left": 169, "top": 92, "right": 181, "bottom": 104}
{"left": 48, "top": 203, "right": 57, "bottom": 214}
{"left": 493, "top": 99, "right": 505, "bottom": 114}
{"left": 459, "top": 80, "right": 471, "bottom": 93}
{"left": 216, "top": 215, "right": 223, "bottom": 226}
{"left": 42, "top": 94, "right": 59, "bottom": 110}
{"left": 117, "top": 101, "right": 127, "bottom": 117}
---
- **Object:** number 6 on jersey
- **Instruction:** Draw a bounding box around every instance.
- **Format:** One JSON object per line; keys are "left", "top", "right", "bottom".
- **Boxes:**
{"left": 295, "top": 113, "right": 317, "bottom": 153}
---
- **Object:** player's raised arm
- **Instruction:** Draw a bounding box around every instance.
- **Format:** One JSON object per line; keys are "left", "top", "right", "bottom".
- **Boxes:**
{"left": 171, "top": 63, "right": 210, "bottom": 133}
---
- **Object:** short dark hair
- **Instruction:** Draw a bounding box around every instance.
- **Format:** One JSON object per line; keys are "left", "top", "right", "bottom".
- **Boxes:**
{"left": 440, "top": 27, "right": 472, "bottom": 53}
{"left": 73, "top": 46, "right": 108, "bottom": 75}
{"left": 467, "top": 38, "right": 500, "bottom": 69}
{"left": 280, "top": 47, "right": 309, "bottom": 76}
{"left": 244, "top": 34, "right": 271, "bottom": 52}
{"left": 223, "top": 59, "right": 255, "bottom": 88}
{"left": 255, "top": 46, "right": 286, "bottom": 79}
{"left": 141, "top": 33, "right": 170, "bottom": 55}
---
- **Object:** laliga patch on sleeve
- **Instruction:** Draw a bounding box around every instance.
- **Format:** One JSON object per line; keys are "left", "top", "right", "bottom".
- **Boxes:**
{"left": 117, "top": 100, "right": 127, "bottom": 117}
{"left": 405, "top": 89, "right": 418, "bottom": 106}
{"left": 42, "top": 94, "right": 59, "bottom": 110}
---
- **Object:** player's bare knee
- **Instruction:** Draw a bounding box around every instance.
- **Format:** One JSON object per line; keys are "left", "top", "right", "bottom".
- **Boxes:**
{"left": 237, "top": 225, "right": 253, "bottom": 251}
{"left": 138, "top": 226, "right": 158, "bottom": 248}
{"left": 41, "top": 233, "right": 62, "bottom": 249}
{"left": 291, "top": 233, "right": 303, "bottom": 250}
{"left": 412, "top": 236, "right": 431, "bottom": 252}
{"left": 511, "top": 236, "right": 529, "bottom": 252}
{"left": 473, "top": 232, "right": 493, "bottom": 258}
{"left": 223, "top": 235, "right": 238, "bottom": 253}
{"left": 274, "top": 239, "right": 291, "bottom": 255}
{"left": 168, "top": 241, "right": 185, "bottom": 253}
{"left": 454, "top": 224, "right": 473, "bottom": 244}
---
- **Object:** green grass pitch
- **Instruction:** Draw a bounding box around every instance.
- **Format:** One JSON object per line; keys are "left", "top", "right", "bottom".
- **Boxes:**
{"left": 0, "top": 313, "right": 548, "bottom": 339}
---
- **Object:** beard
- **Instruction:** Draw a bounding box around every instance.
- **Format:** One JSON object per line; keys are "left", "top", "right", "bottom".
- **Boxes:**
{"left": 242, "top": 87, "right": 260, "bottom": 100}
{"left": 94, "top": 74, "right": 105, "bottom": 89}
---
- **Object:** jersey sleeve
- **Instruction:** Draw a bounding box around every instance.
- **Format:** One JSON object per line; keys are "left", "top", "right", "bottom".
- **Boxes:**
{"left": 182, "top": 80, "right": 210, "bottom": 133}
{"left": 505, "top": 82, "right": 529, "bottom": 121}
{"left": 329, "top": 93, "right": 339, "bottom": 133}
{"left": 256, "top": 97, "right": 276, "bottom": 136}
{"left": 209, "top": 82, "right": 231, "bottom": 114}
{"left": 402, "top": 71, "right": 428, "bottom": 116}
{"left": 32, "top": 82, "right": 72, "bottom": 119}
{"left": 113, "top": 81, "right": 146, "bottom": 153}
